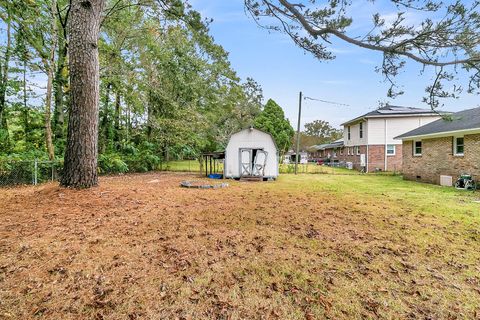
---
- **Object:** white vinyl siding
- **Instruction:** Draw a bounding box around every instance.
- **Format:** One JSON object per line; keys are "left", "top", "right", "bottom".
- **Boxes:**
{"left": 366, "top": 116, "right": 441, "bottom": 145}
{"left": 344, "top": 122, "right": 367, "bottom": 146}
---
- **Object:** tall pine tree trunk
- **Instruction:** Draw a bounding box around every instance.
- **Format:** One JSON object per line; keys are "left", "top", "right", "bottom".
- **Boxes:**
{"left": 61, "top": 0, "right": 105, "bottom": 188}
{"left": 45, "top": 60, "right": 56, "bottom": 160}
{"left": 44, "top": 0, "right": 58, "bottom": 161}
{"left": 99, "top": 82, "right": 111, "bottom": 153}
{"left": 0, "top": 17, "right": 11, "bottom": 147}
{"left": 113, "top": 89, "right": 121, "bottom": 148}
{"left": 53, "top": 33, "right": 68, "bottom": 140}
{"left": 23, "top": 59, "right": 30, "bottom": 146}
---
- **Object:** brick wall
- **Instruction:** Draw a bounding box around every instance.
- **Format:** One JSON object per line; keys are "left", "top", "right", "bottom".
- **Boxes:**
{"left": 334, "top": 146, "right": 365, "bottom": 170}
{"left": 387, "top": 144, "right": 403, "bottom": 172}
{"left": 367, "top": 145, "right": 403, "bottom": 172}
{"left": 323, "top": 145, "right": 403, "bottom": 173}
{"left": 402, "top": 134, "right": 480, "bottom": 185}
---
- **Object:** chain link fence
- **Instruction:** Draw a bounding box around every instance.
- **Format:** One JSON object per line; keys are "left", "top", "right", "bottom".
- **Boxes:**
{"left": 279, "top": 161, "right": 400, "bottom": 175}
{"left": 0, "top": 158, "right": 398, "bottom": 187}
{"left": 0, "top": 160, "right": 62, "bottom": 187}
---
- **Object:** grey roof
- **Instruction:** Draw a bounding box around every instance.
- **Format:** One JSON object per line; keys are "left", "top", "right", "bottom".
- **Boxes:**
{"left": 308, "top": 144, "right": 328, "bottom": 151}
{"left": 396, "top": 107, "right": 480, "bottom": 139}
{"left": 342, "top": 105, "right": 444, "bottom": 126}
{"left": 310, "top": 139, "right": 344, "bottom": 151}
{"left": 320, "top": 140, "right": 344, "bottom": 150}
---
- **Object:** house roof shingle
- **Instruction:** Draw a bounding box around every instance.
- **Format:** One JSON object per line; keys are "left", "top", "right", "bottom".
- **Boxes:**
{"left": 311, "top": 139, "right": 344, "bottom": 150}
{"left": 342, "top": 105, "right": 443, "bottom": 126}
{"left": 396, "top": 107, "right": 480, "bottom": 139}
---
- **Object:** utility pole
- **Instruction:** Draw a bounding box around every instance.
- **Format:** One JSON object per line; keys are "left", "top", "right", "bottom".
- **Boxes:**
{"left": 294, "top": 91, "right": 302, "bottom": 175}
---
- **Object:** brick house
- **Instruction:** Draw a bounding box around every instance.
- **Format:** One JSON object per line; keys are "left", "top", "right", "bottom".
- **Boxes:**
{"left": 308, "top": 140, "right": 345, "bottom": 163}
{"left": 340, "top": 105, "right": 443, "bottom": 172}
{"left": 396, "top": 107, "right": 480, "bottom": 186}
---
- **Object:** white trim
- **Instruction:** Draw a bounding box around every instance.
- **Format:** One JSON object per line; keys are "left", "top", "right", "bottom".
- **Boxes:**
{"left": 386, "top": 144, "right": 396, "bottom": 156}
{"left": 398, "top": 128, "right": 480, "bottom": 140}
{"left": 413, "top": 140, "right": 422, "bottom": 156}
{"left": 453, "top": 136, "right": 465, "bottom": 157}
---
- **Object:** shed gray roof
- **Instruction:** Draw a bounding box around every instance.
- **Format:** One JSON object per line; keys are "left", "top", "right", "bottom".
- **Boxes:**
{"left": 342, "top": 105, "right": 444, "bottom": 126}
{"left": 396, "top": 107, "right": 480, "bottom": 139}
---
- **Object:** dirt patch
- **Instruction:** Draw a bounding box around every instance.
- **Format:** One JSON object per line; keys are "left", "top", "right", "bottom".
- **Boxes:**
{"left": 1, "top": 172, "right": 479, "bottom": 319}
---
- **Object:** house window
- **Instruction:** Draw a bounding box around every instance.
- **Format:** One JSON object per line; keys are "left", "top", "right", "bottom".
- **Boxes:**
{"left": 413, "top": 140, "right": 422, "bottom": 156}
{"left": 387, "top": 144, "right": 395, "bottom": 156}
{"left": 340, "top": 148, "right": 344, "bottom": 156}
{"left": 347, "top": 126, "right": 351, "bottom": 140}
{"left": 355, "top": 146, "right": 360, "bottom": 155}
{"left": 359, "top": 122, "right": 363, "bottom": 139}
{"left": 454, "top": 136, "right": 464, "bottom": 156}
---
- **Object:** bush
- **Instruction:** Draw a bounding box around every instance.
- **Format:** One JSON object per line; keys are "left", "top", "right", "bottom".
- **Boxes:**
{"left": 98, "top": 153, "right": 129, "bottom": 174}
{"left": 125, "top": 151, "right": 161, "bottom": 172}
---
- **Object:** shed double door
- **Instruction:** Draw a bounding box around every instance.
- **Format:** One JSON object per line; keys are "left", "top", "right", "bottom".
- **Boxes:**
{"left": 240, "top": 148, "right": 268, "bottom": 177}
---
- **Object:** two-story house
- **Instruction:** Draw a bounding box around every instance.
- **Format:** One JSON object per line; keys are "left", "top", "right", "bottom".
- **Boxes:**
{"left": 340, "top": 105, "right": 444, "bottom": 172}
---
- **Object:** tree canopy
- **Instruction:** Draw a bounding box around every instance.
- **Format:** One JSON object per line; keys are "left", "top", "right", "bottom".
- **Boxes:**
{"left": 254, "top": 99, "right": 294, "bottom": 153}
{"left": 0, "top": 0, "right": 263, "bottom": 181}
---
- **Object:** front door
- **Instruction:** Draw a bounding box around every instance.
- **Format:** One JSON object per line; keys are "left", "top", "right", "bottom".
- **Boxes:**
{"left": 240, "top": 149, "right": 252, "bottom": 177}
{"left": 252, "top": 150, "right": 268, "bottom": 176}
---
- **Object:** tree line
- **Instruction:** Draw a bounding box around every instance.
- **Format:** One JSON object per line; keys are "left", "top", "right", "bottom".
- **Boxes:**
{"left": 0, "top": 0, "right": 282, "bottom": 186}
{"left": 4, "top": 0, "right": 477, "bottom": 188}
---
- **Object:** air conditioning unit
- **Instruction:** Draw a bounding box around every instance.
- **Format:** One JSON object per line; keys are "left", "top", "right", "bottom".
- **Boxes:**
{"left": 440, "top": 175, "right": 453, "bottom": 187}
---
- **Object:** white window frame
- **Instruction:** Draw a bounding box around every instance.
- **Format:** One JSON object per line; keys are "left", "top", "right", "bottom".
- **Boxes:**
{"left": 453, "top": 136, "right": 464, "bottom": 156}
{"left": 359, "top": 122, "right": 363, "bottom": 139}
{"left": 355, "top": 146, "right": 360, "bottom": 155}
{"left": 413, "top": 140, "right": 422, "bottom": 156}
{"left": 340, "top": 148, "right": 344, "bottom": 156}
{"left": 386, "top": 144, "right": 396, "bottom": 156}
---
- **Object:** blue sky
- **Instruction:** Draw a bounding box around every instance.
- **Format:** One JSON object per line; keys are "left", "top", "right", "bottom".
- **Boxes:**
{"left": 189, "top": 0, "right": 479, "bottom": 129}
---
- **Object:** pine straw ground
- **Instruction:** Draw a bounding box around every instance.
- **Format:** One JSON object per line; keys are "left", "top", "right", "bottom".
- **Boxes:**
{"left": 1, "top": 173, "right": 480, "bottom": 320}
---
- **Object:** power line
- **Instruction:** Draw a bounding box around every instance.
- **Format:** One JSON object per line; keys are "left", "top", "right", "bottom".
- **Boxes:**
{"left": 303, "top": 96, "right": 350, "bottom": 107}
{"left": 295, "top": 93, "right": 349, "bottom": 175}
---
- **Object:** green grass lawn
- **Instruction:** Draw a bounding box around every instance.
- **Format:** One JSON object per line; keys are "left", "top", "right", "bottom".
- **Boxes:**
{"left": 160, "top": 160, "right": 203, "bottom": 172}
{"left": 1, "top": 173, "right": 480, "bottom": 319}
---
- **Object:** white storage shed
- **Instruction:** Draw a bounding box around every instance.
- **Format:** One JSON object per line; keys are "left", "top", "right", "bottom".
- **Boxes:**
{"left": 224, "top": 127, "right": 279, "bottom": 180}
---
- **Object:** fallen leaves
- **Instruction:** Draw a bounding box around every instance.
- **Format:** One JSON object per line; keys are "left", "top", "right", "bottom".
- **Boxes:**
{"left": 1, "top": 173, "right": 480, "bottom": 319}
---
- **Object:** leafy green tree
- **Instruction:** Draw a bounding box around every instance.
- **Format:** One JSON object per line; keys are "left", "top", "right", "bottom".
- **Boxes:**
{"left": 254, "top": 99, "right": 294, "bottom": 153}
{"left": 0, "top": 0, "right": 266, "bottom": 187}
{"left": 304, "top": 120, "right": 342, "bottom": 143}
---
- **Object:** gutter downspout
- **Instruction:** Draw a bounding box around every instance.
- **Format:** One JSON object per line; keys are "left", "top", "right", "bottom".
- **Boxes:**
{"left": 384, "top": 119, "right": 388, "bottom": 171}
